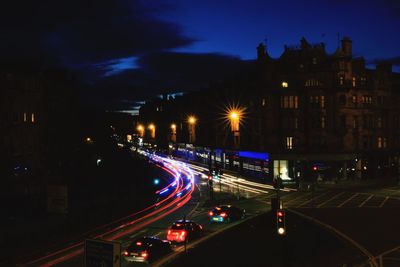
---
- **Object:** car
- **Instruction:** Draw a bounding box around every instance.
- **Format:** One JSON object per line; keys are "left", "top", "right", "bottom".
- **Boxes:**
{"left": 122, "top": 236, "right": 172, "bottom": 263}
{"left": 166, "top": 219, "right": 203, "bottom": 243}
{"left": 208, "top": 205, "right": 245, "bottom": 223}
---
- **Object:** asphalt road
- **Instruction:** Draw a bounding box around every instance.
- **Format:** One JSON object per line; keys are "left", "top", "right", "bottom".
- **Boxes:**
{"left": 164, "top": 210, "right": 365, "bottom": 267}
{"left": 13, "top": 154, "right": 400, "bottom": 267}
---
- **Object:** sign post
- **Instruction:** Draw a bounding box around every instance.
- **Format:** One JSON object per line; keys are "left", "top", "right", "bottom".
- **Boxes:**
{"left": 85, "top": 239, "right": 121, "bottom": 267}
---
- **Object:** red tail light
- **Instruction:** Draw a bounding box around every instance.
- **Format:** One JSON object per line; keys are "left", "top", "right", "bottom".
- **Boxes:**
{"left": 220, "top": 212, "right": 227, "bottom": 217}
{"left": 167, "top": 230, "right": 171, "bottom": 235}
{"left": 123, "top": 251, "right": 129, "bottom": 256}
{"left": 209, "top": 211, "right": 214, "bottom": 216}
{"left": 141, "top": 251, "right": 148, "bottom": 258}
{"left": 136, "top": 241, "right": 142, "bottom": 246}
{"left": 179, "top": 230, "right": 187, "bottom": 241}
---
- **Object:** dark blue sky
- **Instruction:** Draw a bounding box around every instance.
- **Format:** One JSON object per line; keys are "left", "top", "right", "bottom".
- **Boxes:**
{"left": 1, "top": 0, "right": 399, "bottom": 109}
{"left": 161, "top": 0, "right": 400, "bottom": 61}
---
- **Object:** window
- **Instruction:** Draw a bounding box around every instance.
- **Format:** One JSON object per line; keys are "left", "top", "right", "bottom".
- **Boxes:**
{"left": 339, "top": 95, "right": 346, "bottom": 105}
{"left": 321, "top": 116, "right": 326, "bottom": 129}
{"left": 305, "top": 79, "right": 321, "bottom": 87}
{"left": 376, "top": 116, "right": 382, "bottom": 128}
{"left": 353, "top": 116, "right": 358, "bottom": 129}
{"left": 309, "top": 95, "right": 325, "bottom": 108}
{"left": 282, "top": 81, "right": 288, "bottom": 88}
{"left": 360, "top": 77, "right": 366, "bottom": 86}
{"left": 352, "top": 95, "right": 357, "bottom": 104}
{"left": 341, "top": 115, "right": 346, "bottom": 128}
{"left": 339, "top": 76, "right": 344, "bottom": 85}
{"left": 352, "top": 77, "right": 356, "bottom": 87}
{"left": 281, "top": 96, "right": 298, "bottom": 109}
{"left": 377, "top": 137, "right": 387, "bottom": 149}
{"left": 362, "top": 96, "right": 372, "bottom": 104}
{"left": 31, "top": 113, "right": 35, "bottom": 123}
{"left": 286, "top": 137, "right": 293, "bottom": 150}
{"left": 363, "top": 115, "right": 374, "bottom": 129}
{"left": 262, "top": 98, "right": 266, "bottom": 107}
{"left": 312, "top": 57, "right": 317, "bottom": 64}
{"left": 294, "top": 117, "right": 299, "bottom": 129}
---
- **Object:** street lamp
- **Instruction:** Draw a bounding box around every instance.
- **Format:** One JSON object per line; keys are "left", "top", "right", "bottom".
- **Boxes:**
{"left": 227, "top": 109, "right": 242, "bottom": 148}
{"left": 187, "top": 115, "right": 196, "bottom": 144}
{"left": 148, "top": 123, "right": 156, "bottom": 139}
{"left": 136, "top": 124, "right": 144, "bottom": 138}
{"left": 170, "top": 123, "right": 177, "bottom": 142}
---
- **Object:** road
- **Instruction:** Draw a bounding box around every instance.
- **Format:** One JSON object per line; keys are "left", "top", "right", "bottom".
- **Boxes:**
{"left": 19, "top": 152, "right": 400, "bottom": 266}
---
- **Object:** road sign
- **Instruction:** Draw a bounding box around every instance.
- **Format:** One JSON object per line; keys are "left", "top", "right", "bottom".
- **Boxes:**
{"left": 85, "top": 239, "right": 121, "bottom": 267}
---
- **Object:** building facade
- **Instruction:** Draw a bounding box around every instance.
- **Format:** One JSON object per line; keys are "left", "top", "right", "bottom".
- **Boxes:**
{"left": 138, "top": 37, "right": 400, "bottom": 183}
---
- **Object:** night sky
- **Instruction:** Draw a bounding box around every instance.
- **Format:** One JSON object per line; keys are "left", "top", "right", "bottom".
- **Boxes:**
{"left": 2, "top": 0, "right": 400, "bottom": 110}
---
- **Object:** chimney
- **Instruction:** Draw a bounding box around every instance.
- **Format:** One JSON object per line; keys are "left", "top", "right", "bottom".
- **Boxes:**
{"left": 257, "top": 43, "right": 266, "bottom": 60}
{"left": 341, "top": 37, "right": 352, "bottom": 57}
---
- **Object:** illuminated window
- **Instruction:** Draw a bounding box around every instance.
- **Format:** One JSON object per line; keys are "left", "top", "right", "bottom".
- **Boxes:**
{"left": 360, "top": 77, "right": 366, "bottom": 86}
{"left": 281, "top": 96, "right": 298, "bottom": 109}
{"left": 339, "top": 76, "right": 344, "bottom": 85}
{"left": 352, "top": 95, "right": 357, "bottom": 104}
{"left": 377, "top": 137, "right": 387, "bottom": 148}
{"left": 352, "top": 77, "right": 356, "bottom": 87}
{"left": 23, "top": 112, "right": 27, "bottom": 122}
{"left": 262, "top": 98, "right": 266, "bottom": 106}
{"left": 282, "top": 81, "right": 288, "bottom": 88}
{"left": 286, "top": 137, "right": 293, "bottom": 149}
{"left": 31, "top": 113, "right": 35, "bottom": 123}
{"left": 320, "top": 96, "right": 325, "bottom": 108}
{"left": 305, "top": 79, "right": 321, "bottom": 87}
{"left": 362, "top": 96, "right": 372, "bottom": 104}
{"left": 321, "top": 116, "right": 326, "bottom": 129}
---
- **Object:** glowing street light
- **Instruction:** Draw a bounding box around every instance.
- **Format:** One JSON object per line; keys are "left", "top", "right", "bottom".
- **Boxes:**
{"left": 187, "top": 115, "right": 197, "bottom": 143}
{"left": 188, "top": 116, "right": 196, "bottom": 125}
{"left": 224, "top": 105, "right": 245, "bottom": 149}
{"left": 136, "top": 124, "right": 144, "bottom": 137}
{"left": 170, "top": 123, "right": 177, "bottom": 142}
{"left": 148, "top": 123, "right": 156, "bottom": 139}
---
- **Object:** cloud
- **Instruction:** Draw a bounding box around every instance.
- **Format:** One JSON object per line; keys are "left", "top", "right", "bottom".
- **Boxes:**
{"left": 0, "top": 0, "right": 194, "bottom": 67}
{"left": 89, "top": 52, "right": 251, "bottom": 109}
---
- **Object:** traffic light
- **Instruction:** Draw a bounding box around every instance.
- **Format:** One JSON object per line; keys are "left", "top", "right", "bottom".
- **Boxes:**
{"left": 276, "top": 209, "right": 286, "bottom": 235}
{"left": 208, "top": 175, "right": 213, "bottom": 186}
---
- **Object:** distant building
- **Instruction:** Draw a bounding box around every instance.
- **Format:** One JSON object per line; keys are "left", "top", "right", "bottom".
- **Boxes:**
{"left": 139, "top": 37, "right": 400, "bottom": 182}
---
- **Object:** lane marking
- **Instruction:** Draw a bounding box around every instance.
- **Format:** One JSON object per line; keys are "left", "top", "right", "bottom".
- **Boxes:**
{"left": 337, "top": 193, "right": 359, "bottom": 208}
{"left": 317, "top": 192, "right": 345, "bottom": 208}
{"left": 297, "top": 192, "right": 329, "bottom": 207}
{"left": 379, "top": 196, "right": 389, "bottom": 208}
{"left": 284, "top": 193, "right": 311, "bottom": 205}
{"left": 359, "top": 195, "right": 374, "bottom": 208}
{"left": 288, "top": 208, "right": 378, "bottom": 267}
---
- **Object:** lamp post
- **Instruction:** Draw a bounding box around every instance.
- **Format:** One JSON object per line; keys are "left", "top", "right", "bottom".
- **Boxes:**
{"left": 229, "top": 110, "right": 240, "bottom": 149}
{"left": 136, "top": 124, "right": 144, "bottom": 138}
{"left": 170, "top": 123, "right": 177, "bottom": 143}
{"left": 148, "top": 123, "right": 155, "bottom": 139}
{"left": 187, "top": 116, "right": 196, "bottom": 144}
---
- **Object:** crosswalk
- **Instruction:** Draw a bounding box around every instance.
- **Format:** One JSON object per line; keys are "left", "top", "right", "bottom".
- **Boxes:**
{"left": 256, "top": 190, "right": 400, "bottom": 209}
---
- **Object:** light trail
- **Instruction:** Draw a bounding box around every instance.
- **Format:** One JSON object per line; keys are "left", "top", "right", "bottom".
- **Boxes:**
{"left": 24, "top": 154, "right": 195, "bottom": 267}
